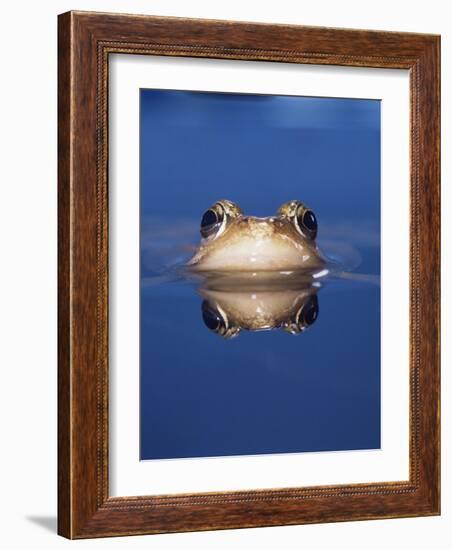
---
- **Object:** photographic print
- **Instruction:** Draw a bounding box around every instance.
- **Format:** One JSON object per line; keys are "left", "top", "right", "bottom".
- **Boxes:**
{"left": 57, "top": 13, "right": 440, "bottom": 537}
{"left": 139, "top": 89, "right": 381, "bottom": 461}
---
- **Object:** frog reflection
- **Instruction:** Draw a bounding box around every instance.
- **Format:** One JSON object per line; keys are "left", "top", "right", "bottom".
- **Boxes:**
{"left": 188, "top": 199, "right": 325, "bottom": 273}
{"left": 199, "top": 285, "right": 320, "bottom": 339}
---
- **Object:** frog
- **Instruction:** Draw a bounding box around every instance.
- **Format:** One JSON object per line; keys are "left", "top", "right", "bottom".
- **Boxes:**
{"left": 187, "top": 199, "right": 326, "bottom": 272}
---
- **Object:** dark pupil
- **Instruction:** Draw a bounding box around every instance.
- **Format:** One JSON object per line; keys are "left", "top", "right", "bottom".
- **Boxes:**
{"left": 200, "top": 209, "right": 220, "bottom": 238}
{"left": 301, "top": 210, "right": 317, "bottom": 237}
{"left": 302, "top": 296, "right": 319, "bottom": 326}
{"left": 201, "top": 301, "right": 223, "bottom": 332}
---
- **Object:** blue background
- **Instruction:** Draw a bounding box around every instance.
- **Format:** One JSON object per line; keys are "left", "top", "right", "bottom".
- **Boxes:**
{"left": 140, "top": 89, "right": 381, "bottom": 460}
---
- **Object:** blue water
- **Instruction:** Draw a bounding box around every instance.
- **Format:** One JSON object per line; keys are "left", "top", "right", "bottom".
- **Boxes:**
{"left": 140, "top": 89, "right": 381, "bottom": 460}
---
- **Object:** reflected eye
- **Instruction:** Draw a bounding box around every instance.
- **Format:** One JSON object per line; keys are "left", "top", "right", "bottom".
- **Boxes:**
{"left": 285, "top": 294, "right": 319, "bottom": 335}
{"left": 200, "top": 208, "right": 223, "bottom": 239}
{"left": 297, "top": 295, "right": 319, "bottom": 328}
{"left": 201, "top": 300, "right": 224, "bottom": 332}
{"left": 201, "top": 300, "right": 240, "bottom": 339}
{"left": 296, "top": 208, "right": 317, "bottom": 240}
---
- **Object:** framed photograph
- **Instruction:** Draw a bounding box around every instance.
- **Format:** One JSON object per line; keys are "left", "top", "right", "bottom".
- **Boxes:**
{"left": 58, "top": 11, "right": 440, "bottom": 538}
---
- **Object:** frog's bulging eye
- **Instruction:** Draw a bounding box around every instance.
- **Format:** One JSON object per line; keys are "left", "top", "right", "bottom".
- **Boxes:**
{"left": 200, "top": 208, "right": 223, "bottom": 239}
{"left": 296, "top": 208, "right": 318, "bottom": 240}
{"left": 199, "top": 200, "right": 243, "bottom": 240}
{"left": 277, "top": 200, "right": 318, "bottom": 240}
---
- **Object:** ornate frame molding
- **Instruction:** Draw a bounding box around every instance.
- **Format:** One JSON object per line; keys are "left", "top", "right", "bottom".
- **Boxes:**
{"left": 58, "top": 11, "right": 440, "bottom": 538}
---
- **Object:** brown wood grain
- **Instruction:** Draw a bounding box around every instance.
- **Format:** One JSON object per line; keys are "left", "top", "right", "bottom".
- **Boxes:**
{"left": 57, "top": 10, "right": 71, "bottom": 539}
{"left": 58, "top": 10, "right": 440, "bottom": 539}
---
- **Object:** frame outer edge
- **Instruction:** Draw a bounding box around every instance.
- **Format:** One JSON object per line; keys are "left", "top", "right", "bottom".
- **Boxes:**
{"left": 57, "top": 10, "right": 441, "bottom": 538}
{"left": 423, "top": 35, "right": 441, "bottom": 515}
{"left": 57, "top": 11, "right": 73, "bottom": 539}
{"left": 437, "top": 35, "right": 441, "bottom": 516}
{"left": 411, "top": 36, "right": 441, "bottom": 516}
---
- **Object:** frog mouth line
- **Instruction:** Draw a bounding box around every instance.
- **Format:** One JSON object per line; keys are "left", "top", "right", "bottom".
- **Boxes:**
{"left": 183, "top": 266, "right": 330, "bottom": 291}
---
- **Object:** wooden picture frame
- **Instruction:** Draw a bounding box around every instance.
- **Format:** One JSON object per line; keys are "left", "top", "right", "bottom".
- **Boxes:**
{"left": 58, "top": 10, "right": 440, "bottom": 539}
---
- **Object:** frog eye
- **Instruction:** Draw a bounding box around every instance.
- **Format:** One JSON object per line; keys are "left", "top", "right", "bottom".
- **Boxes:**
{"left": 296, "top": 207, "right": 318, "bottom": 240}
{"left": 201, "top": 300, "right": 240, "bottom": 339}
{"left": 200, "top": 208, "right": 223, "bottom": 239}
{"left": 277, "top": 200, "right": 318, "bottom": 240}
{"left": 284, "top": 295, "right": 319, "bottom": 334}
{"left": 199, "top": 200, "right": 243, "bottom": 240}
